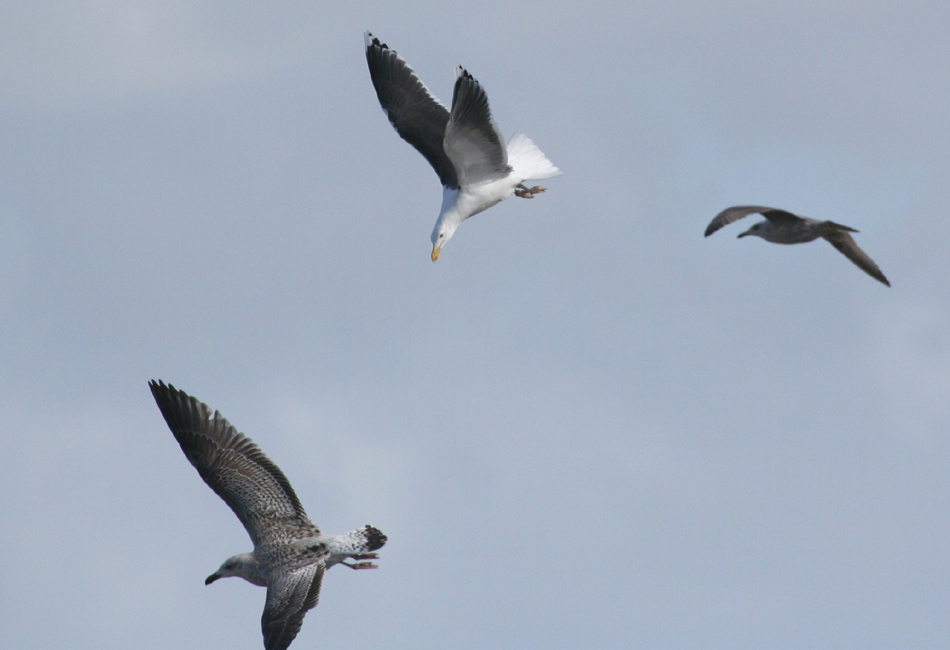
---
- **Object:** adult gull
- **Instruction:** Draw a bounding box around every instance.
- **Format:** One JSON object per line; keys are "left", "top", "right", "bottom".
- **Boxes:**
{"left": 149, "top": 380, "right": 387, "bottom": 650}
{"left": 704, "top": 205, "right": 890, "bottom": 286}
{"left": 364, "top": 31, "right": 562, "bottom": 261}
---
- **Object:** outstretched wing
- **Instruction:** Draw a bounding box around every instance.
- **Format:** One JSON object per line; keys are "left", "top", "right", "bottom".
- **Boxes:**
{"left": 820, "top": 227, "right": 891, "bottom": 286}
{"left": 443, "top": 67, "right": 511, "bottom": 187}
{"left": 705, "top": 205, "right": 802, "bottom": 237}
{"left": 261, "top": 562, "right": 326, "bottom": 650}
{"left": 364, "top": 32, "right": 459, "bottom": 189}
{"left": 149, "top": 380, "right": 314, "bottom": 546}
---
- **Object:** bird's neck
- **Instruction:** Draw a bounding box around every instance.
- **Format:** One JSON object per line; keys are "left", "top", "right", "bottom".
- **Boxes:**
{"left": 230, "top": 553, "right": 266, "bottom": 586}
{"left": 438, "top": 186, "right": 463, "bottom": 222}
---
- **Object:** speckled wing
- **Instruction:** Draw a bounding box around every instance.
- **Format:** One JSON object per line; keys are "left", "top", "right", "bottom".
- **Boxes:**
{"left": 149, "top": 380, "right": 314, "bottom": 546}
{"left": 261, "top": 562, "right": 326, "bottom": 650}
{"left": 444, "top": 67, "right": 511, "bottom": 187}
{"left": 819, "top": 226, "right": 891, "bottom": 286}
{"left": 705, "top": 205, "right": 803, "bottom": 237}
{"left": 364, "top": 32, "right": 459, "bottom": 190}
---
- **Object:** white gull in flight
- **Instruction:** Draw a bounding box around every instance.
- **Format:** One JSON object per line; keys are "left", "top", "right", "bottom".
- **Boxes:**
{"left": 704, "top": 205, "right": 890, "bottom": 286}
{"left": 149, "top": 380, "right": 387, "bottom": 650}
{"left": 364, "top": 31, "right": 562, "bottom": 261}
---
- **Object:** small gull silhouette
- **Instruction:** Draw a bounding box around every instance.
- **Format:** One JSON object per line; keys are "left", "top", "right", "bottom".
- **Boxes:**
{"left": 364, "top": 31, "right": 562, "bottom": 261}
{"left": 149, "top": 380, "right": 386, "bottom": 650}
{"left": 705, "top": 205, "right": 890, "bottom": 286}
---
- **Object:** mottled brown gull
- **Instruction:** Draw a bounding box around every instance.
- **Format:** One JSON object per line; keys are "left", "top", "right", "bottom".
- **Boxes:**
{"left": 705, "top": 205, "right": 890, "bottom": 286}
{"left": 364, "top": 31, "right": 562, "bottom": 261}
{"left": 149, "top": 380, "right": 386, "bottom": 650}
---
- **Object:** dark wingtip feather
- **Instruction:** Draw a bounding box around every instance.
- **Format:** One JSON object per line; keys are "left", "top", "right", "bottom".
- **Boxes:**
{"left": 149, "top": 379, "right": 199, "bottom": 433}
{"left": 364, "top": 31, "right": 388, "bottom": 53}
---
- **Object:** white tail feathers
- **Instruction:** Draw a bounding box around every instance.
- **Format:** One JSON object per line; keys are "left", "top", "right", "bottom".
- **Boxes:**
{"left": 506, "top": 132, "right": 562, "bottom": 181}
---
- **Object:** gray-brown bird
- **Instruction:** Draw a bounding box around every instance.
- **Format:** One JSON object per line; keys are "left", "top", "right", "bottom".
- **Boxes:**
{"left": 705, "top": 205, "right": 890, "bottom": 286}
{"left": 149, "top": 380, "right": 386, "bottom": 650}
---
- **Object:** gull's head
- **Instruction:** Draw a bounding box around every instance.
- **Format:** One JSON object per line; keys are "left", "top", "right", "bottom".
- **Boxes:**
{"left": 738, "top": 221, "right": 767, "bottom": 239}
{"left": 205, "top": 552, "right": 262, "bottom": 586}
{"left": 431, "top": 187, "right": 463, "bottom": 262}
{"left": 430, "top": 220, "right": 459, "bottom": 262}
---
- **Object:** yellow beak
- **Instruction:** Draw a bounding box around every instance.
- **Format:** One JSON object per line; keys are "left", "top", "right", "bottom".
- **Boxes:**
{"left": 431, "top": 246, "right": 441, "bottom": 262}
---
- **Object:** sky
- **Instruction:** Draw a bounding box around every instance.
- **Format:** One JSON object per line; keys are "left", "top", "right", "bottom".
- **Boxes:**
{"left": 1, "top": 2, "right": 949, "bottom": 648}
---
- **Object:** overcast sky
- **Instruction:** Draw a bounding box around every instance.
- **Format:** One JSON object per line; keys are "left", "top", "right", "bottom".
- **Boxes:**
{"left": 2, "top": 2, "right": 949, "bottom": 648}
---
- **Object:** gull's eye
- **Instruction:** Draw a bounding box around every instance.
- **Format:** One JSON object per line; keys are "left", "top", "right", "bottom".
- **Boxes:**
{"left": 439, "top": 233, "right": 444, "bottom": 239}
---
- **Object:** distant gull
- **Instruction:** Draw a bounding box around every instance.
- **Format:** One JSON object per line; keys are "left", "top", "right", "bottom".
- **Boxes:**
{"left": 149, "top": 380, "right": 386, "bottom": 650}
{"left": 704, "top": 205, "right": 890, "bottom": 286}
{"left": 364, "top": 31, "right": 562, "bottom": 261}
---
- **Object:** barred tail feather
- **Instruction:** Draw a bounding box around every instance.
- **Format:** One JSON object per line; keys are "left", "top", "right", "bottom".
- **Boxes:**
{"left": 506, "top": 132, "right": 562, "bottom": 181}
{"left": 353, "top": 525, "right": 388, "bottom": 552}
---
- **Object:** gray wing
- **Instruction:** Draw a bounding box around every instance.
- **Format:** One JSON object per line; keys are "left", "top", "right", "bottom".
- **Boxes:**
{"left": 149, "top": 380, "right": 313, "bottom": 546}
{"left": 705, "top": 205, "right": 803, "bottom": 237}
{"left": 261, "top": 562, "right": 326, "bottom": 650}
{"left": 819, "top": 227, "right": 891, "bottom": 286}
{"left": 364, "top": 32, "right": 459, "bottom": 189}
{"left": 443, "top": 66, "right": 511, "bottom": 187}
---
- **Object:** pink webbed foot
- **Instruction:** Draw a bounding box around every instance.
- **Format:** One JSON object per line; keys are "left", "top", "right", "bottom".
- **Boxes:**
{"left": 341, "top": 561, "right": 379, "bottom": 570}
{"left": 341, "top": 553, "right": 380, "bottom": 569}
{"left": 515, "top": 184, "right": 547, "bottom": 199}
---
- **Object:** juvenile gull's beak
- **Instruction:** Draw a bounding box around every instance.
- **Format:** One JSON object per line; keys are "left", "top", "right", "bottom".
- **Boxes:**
{"left": 205, "top": 572, "right": 221, "bottom": 585}
{"left": 431, "top": 246, "right": 441, "bottom": 262}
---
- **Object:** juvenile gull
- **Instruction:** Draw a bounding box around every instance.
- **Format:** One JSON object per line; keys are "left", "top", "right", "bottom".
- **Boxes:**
{"left": 705, "top": 205, "right": 890, "bottom": 286}
{"left": 149, "top": 380, "right": 386, "bottom": 650}
{"left": 364, "top": 31, "right": 562, "bottom": 261}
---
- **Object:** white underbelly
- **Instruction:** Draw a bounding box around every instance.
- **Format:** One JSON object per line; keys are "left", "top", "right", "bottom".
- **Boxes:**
{"left": 457, "top": 176, "right": 517, "bottom": 219}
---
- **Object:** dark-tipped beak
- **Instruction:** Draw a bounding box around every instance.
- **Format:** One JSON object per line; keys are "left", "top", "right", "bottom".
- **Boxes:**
{"left": 205, "top": 573, "right": 221, "bottom": 585}
{"left": 737, "top": 232, "right": 748, "bottom": 238}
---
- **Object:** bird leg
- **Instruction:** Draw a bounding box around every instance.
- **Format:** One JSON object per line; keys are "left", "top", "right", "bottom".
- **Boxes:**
{"left": 515, "top": 184, "right": 547, "bottom": 199}
{"left": 340, "top": 553, "right": 380, "bottom": 570}
{"left": 341, "top": 561, "right": 379, "bottom": 570}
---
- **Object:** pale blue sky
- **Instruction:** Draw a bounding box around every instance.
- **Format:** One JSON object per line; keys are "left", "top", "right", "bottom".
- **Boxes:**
{"left": 1, "top": 2, "right": 948, "bottom": 648}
